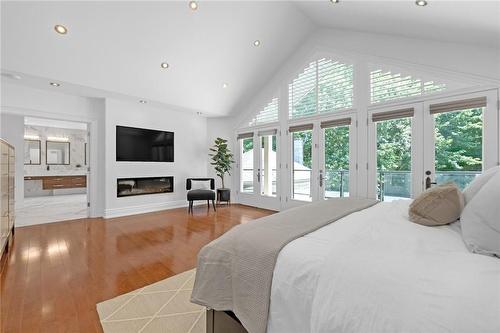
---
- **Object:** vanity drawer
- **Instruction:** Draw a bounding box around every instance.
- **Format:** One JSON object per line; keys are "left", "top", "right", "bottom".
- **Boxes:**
{"left": 41, "top": 176, "right": 87, "bottom": 189}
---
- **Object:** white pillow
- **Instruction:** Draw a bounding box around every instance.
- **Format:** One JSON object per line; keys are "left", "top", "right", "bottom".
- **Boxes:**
{"left": 460, "top": 171, "right": 500, "bottom": 257}
{"left": 190, "top": 180, "right": 211, "bottom": 190}
{"left": 462, "top": 166, "right": 500, "bottom": 205}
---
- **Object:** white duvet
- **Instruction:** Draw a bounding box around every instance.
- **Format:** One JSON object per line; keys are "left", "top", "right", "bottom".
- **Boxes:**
{"left": 267, "top": 200, "right": 500, "bottom": 333}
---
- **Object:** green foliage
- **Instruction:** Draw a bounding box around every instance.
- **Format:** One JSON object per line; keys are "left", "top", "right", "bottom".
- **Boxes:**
{"left": 376, "top": 118, "right": 412, "bottom": 171}
{"left": 434, "top": 109, "right": 482, "bottom": 171}
{"left": 209, "top": 137, "right": 235, "bottom": 189}
{"left": 293, "top": 131, "right": 313, "bottom": 168}
{"left": 324, "top": 126, "right": 349, "bottom": 171}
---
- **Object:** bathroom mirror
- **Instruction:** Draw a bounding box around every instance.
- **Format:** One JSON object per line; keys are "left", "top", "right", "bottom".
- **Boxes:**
{"left": 24, "top": 140, "right": 41, "bottom": 165}
{"left": 46, "top": 141, "right": 70, "bottom": 165}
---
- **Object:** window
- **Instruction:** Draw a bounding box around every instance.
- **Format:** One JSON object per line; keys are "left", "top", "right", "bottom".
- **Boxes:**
{"left": 370, "top": 69, "right": 446, "bottom": 104}
{"left": 290, "top": 125, "right": 313, "bottom": 201}
{"left": 289, "top": 58, "right": 353, "bottom": 119}
{"left": 239, "top": 135, "right": 254, "bottom": 193}
{"left": 249, "top": 98, "right": 279, "bottom": 127}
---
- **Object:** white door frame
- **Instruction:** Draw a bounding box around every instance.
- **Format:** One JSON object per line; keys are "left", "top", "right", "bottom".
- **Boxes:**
{"left": 422, "top": 89, "right": 499, "bottom": 185}
{"left": 367, "top": 102, "right": 424, "bottom": 199}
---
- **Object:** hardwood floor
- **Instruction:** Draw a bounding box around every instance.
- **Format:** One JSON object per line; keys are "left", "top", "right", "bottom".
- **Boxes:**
{"left": 0, "top": 204, "right": 274, "bottom": 333}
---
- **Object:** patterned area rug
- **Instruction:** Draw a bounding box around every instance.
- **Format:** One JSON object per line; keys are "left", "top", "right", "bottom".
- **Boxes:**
{"left": 97, "top": 269, "right": 205, "bottom": 333}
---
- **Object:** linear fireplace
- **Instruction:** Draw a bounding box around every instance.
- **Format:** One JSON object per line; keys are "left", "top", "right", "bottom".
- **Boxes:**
{"left": 117, "top": 176, "right": 173, "bottom": 197}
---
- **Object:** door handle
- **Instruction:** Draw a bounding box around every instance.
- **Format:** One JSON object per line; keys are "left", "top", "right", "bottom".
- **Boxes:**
{"left": 257, "top": 170, "right": 261, "bottom": 183}
{"left": 319, "top": 172, "right": 324, "bottom": 187}
{"left": 425, "top": 170, "right": 437, "bottom": 189}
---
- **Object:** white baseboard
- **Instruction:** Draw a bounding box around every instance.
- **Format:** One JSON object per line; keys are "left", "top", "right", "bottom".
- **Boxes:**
{"left": 104, "top": 200, "right": 205, "bottom": 219}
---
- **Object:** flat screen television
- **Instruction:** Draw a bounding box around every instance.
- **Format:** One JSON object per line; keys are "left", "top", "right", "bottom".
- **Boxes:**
{"left": 116, "top": 125, "right": 174, "bottom": 162}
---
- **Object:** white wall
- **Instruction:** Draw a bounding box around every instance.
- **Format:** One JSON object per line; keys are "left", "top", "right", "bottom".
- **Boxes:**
{"left": 206, "top": 117, "right": 237, "bottom": 191}
{"left": 104, "top": 98, "right": 208, "bottom": 218}
{"left": 0, "top": 114, "right": 24, "bottom": 209}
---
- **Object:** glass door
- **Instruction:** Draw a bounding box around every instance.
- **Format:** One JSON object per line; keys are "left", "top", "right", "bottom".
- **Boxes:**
{"left": 289, "top": 124, "right": 314, "bottom": 202}
{"left": 368, "top": 104, "right": 423, "bottom": 201}
{"left": 423, "top": 91, "right": 498, "bottom": 191}
{"left": 237, "top": 129, "right": 281, "bottom": 210}
{"left": 319, "top": 116, "right": 356, "bottom": 199}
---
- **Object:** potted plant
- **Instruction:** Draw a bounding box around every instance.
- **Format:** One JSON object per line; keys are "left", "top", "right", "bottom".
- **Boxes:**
{"left": 209, "top": 138, "right": 235, "bottom": 204}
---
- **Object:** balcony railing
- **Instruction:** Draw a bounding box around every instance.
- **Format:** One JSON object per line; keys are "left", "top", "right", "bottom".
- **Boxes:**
{"left": 244, "top": 168, "right": 481, "bottom": 201}
{"left": 378, "top": 170, "right": 481, "bottom": 201}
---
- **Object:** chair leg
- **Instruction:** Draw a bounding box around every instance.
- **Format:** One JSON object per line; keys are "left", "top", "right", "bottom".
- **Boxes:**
{"left": 188, "top": 201, "right": 193, "bottom": 214}
{"left": 212, "top": 200, "right": 216, "bottom": 211}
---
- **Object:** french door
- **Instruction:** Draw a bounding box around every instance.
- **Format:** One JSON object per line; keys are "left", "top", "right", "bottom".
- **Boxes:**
{"left": 368, "top": 103, "right": 423, "bottom": 201}
{"left": 423, "top": 90, "right": 499, "bottom": 191}
{"left": 237, "top": 128, "right": 281, "bottom": 210}
{"left": 369, "top": 90, "right": 498, "bottom": 200}
{"left": 287, "top": 114, "right": 357, "bottom": 208}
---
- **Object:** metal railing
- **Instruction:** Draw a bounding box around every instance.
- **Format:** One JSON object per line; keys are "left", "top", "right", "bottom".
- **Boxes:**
{"left": 378, "top": 170, "right": 481, "bottom": 201}
{"left": 244, "top": 168, "right": 481, "bottom": 200}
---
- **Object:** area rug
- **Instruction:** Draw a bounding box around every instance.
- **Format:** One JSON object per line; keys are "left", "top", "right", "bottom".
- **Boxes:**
{"left": 97, "top": 269, "right": 205, "bottom": 333}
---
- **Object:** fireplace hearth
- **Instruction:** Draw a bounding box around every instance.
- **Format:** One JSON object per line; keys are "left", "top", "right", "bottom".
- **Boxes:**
{"left": 117, "top": 176, "right": 173, "bottom": 197}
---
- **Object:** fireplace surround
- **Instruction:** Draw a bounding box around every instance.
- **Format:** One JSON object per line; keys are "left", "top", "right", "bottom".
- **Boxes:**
{"left": 117, "top": 176, "right": 173, "bottom": 197}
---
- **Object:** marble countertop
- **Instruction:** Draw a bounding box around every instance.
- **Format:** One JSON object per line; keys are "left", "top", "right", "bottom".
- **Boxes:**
{"left": 25, "top": 173, "right": 87, "bottom": 178}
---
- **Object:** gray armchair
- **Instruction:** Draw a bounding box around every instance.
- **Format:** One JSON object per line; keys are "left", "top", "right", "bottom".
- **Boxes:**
{"left": 186, "top": 178, "right": 216, "bottom": 213}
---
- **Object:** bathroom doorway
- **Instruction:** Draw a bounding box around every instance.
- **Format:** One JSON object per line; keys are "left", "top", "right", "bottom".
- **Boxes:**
{"left": 18, "top": 117, "right": 89, "bottom": 225}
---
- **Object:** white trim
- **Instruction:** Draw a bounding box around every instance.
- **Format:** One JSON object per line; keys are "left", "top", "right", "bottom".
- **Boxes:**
{"left": 104, "top": 200, "right": 196, "bottom": 219}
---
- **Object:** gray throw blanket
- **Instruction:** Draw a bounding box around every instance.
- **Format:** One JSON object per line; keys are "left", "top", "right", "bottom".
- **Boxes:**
{"left": 191, "top": 197, "right": 378, "bottom": 333}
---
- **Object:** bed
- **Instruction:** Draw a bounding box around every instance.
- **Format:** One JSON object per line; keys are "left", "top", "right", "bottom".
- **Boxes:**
{"left": 192, "top": 199, "right": 500, "bottom": 333}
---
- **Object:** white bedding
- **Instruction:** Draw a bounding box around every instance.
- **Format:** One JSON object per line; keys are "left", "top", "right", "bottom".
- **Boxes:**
{"left": 267, "top": 200, "right": 500, "bottom": 333}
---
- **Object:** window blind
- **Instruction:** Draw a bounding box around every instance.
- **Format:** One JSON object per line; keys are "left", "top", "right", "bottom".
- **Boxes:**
{"left": 288, "top": 124, "right": 313, "bottom": 133}
{"left": 289, "top": 58, "right": 353, "bottom": 119}
{"left": 429, "top": 97, "right": 487, "bottom": 114}
{"left": 370, "top": 69, "right": 446, "bottom": 104}
{"left": 237, "top": 132, "right": 254, "bottom": 140}
{"left": 372, "top": 108, "right": 414, "bottom": 122}
{"left": 318, "top": 59, "right": 353, "bottom": 114}
{"left": 258, "top": 129, "right": 278, "bottom": 136}
{"left": 249, "top": 97, "right": 279, "bottom": 126}
{"left": 289, "top": 61, "right": 317, "bottom": 119}
{"left": 320, "top": 117, "right": 352, "bottom": 129}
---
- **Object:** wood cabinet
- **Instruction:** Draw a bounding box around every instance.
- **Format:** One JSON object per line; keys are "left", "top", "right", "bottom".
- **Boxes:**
{"left": 1, "top": 139, "right": 15, "bottom": 264}
{"left": 24, "top": 175, "right": 87, "bottom": 190}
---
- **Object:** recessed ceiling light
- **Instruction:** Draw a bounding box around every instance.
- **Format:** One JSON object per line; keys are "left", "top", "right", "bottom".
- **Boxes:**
{"left": 49, "top": 82, "right": 60, "bottom": 87}
{"left": 189, "top": 1, "right": 198, "bottom": 10}
{"left": 139, "top": 100, "right": 147, "bottom": 104}
{"left": 253, "top": 40, "right": 261, "bottom": 47}
{"left": 415, "top": 0, "right": 427, "bottom": 6}
{"left": 329, "top": 0, "right": 340, "bottom": 3}
{"left": 160, "top": 62, "right": 169, "bottom": 69}
{"left": 54, "top": 24, "right": 68, "bottom": 35}
{"left": 222, "top": 83, "right": 228, "bottom": 89}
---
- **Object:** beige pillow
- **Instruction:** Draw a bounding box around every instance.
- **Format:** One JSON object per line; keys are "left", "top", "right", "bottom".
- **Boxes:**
{"left": 409, "top": 183, "right": 465, "bottom": 226}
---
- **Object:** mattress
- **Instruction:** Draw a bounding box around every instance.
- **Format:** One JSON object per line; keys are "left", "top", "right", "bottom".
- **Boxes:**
{"left": 267, "top": 200, "right": 500, "bottom": 333}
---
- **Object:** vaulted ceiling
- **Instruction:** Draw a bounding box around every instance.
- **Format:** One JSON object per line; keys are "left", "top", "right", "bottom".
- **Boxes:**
{"left": 2, "top": 1, "right": 499, "bottom": 117}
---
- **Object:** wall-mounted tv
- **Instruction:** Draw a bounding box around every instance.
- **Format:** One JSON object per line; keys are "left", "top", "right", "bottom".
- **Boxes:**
{"left": 116, "top": 125, "right": 174, "bottom": 162}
